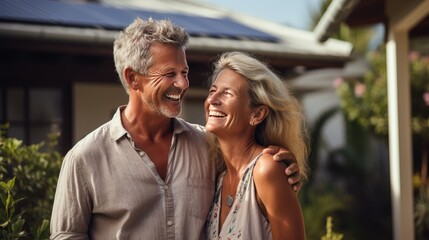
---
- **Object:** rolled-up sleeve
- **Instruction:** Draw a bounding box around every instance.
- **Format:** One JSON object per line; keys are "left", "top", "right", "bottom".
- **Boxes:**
{"left": 50, "top": 149, "right": 92, "bottom": 239}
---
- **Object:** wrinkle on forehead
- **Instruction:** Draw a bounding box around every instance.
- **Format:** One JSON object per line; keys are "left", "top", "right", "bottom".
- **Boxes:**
{"left": 213, "top": 70, "right": 248, "bottom": 98}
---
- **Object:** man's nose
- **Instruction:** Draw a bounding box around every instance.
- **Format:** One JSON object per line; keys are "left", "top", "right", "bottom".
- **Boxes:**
{"left": 174, "top": 74, "right": 189, "bottom": 89}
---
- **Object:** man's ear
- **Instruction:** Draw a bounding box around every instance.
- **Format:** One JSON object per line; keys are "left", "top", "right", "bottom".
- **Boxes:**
{"left": 124, "top": 67, "right": 139, "bottom": 90}
{"left": 251, "top": 106, "right": 269, "bottom": 126}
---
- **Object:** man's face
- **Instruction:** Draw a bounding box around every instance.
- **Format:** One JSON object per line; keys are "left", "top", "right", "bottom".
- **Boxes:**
{"left": 137, "top": 43, "right": 189, "bottom": 118}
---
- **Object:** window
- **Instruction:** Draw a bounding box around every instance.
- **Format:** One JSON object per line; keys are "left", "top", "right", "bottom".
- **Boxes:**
{"left": 0, "top": 87, "right": 67, "bottom": 152}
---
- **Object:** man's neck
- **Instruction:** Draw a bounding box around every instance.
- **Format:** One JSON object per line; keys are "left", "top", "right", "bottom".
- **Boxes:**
{"left": 121, "top": 105, "right": 173, "bottom": 141}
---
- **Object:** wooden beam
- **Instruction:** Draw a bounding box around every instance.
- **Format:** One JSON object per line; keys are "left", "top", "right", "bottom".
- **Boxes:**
{"left": 386, "top": 29, "right": 414, "bottom": 240}
{"left": 385, "top": 1, "right": 429, "bottom": 240}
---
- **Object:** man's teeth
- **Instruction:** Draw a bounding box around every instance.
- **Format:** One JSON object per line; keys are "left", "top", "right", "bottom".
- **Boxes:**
{"left": 166, "top": 94, "right": 180, "bottom": 100}
{"left": 209, "top": 111, "right": 226, "bottom": 117}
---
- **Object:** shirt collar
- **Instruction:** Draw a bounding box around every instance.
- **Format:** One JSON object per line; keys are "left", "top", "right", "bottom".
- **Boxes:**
{"left": 110, "top": 106, "right": 128, "bottom": 141}
{"left": 109, "top": 106, "right": 191, "bottom": 141}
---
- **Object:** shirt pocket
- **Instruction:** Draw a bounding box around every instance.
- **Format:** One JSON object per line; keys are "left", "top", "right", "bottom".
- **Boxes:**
{"left": 187, "top": 177, "right": 215, "bottom": 219}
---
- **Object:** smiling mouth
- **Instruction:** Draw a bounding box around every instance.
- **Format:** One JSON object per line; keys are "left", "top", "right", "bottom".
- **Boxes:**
{"left": 209, "top": 110, "right": 226, "bottom": 118}
{"left": 165, "top": 94, "right": 181, "bottom": 101}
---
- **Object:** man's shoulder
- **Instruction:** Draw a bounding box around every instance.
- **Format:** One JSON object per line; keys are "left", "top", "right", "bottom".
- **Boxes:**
{"left": 77, "top": 121, "right": 112, "bottom": 145}
{"left": 66, "top": 121, "right": 114, "bottom": 160}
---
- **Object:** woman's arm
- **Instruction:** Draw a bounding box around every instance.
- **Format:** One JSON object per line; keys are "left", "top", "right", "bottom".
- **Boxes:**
{"left": 253, "top": 153, "right": 306, "bottom": 240}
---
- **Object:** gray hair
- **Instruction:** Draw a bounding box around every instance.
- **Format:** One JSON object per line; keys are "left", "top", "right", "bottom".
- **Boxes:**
{"left": 209, "top": 51, "right": 310, "bottom": 180}
{"left": 113, "top": 17, "right": 189, "bottom": 94}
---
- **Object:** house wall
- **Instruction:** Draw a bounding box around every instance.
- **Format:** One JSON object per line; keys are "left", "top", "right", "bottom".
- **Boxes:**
{"left": 73, "top": 83, "right": 127, "bottom": 143}
{"left": 302, "top": 91, "right": 345, "bottom": 151}
{"left": 301, "top": 90, "right": 345, "bottom": 182}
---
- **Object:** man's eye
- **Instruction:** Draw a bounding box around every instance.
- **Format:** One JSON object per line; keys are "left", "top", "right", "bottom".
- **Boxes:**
{"left": 165, "top": 72, "right": 175, "bottom": 77}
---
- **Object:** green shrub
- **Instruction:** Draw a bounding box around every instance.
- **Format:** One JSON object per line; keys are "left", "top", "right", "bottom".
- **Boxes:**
{"left": 0, "top": 124, "right": 62, "bottom": 239}
{"left": 0, "top": 177, "right": 25, "bottom": 239}
{"left": 0, "top": 178, "right": 50, "bottom": 239}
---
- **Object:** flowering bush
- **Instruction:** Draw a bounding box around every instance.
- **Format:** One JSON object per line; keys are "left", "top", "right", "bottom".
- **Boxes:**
{"left": 335, "top": 48, "right": 429, "bottom": 240}
{"left": 335, "top": 49, "right": 429, "bottom": 139}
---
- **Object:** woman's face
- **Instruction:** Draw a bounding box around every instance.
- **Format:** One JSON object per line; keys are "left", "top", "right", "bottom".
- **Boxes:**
{"left": 204, "top": 68, "right": 255, "bottom": 137}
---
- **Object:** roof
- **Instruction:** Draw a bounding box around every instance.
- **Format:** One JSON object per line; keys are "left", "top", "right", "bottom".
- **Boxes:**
{"left": 344, "top": 0, "right": 429, "bottom": 37}
{"left": 0, "top": 0, "right": 278, "bottom": 41}
{"left": 0, "top": 0, "right": 353, "bottom": 62}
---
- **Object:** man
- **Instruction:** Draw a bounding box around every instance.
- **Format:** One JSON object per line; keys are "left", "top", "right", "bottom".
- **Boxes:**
{"left": 50, "top": 17, "right": 301, "bottom": 239}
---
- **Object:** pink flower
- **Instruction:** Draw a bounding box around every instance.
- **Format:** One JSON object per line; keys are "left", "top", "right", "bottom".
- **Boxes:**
{"left": 333, "top": 77, "right": 343, "bottom": 89}
{"left": 409, "top": 51, "right": 420, "bottom": 61}
{"left": 354, "top": 83, "right": 366, "bottom": 97}
{"left": 423, "top": 92, "right": 429, "bottom": 106}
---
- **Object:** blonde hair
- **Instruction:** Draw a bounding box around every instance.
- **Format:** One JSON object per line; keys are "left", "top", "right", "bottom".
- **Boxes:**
{"left": 208, "top": 51, "right": 309, "bottom": 180}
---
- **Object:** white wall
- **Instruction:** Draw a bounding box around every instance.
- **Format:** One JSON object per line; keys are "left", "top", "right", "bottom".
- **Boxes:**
{"left": 302, "top": 90, "right": 345, "bottom": 151}
{"left": 299, "top": 85, "right": 346, "bottom": 181}
{"left": 73, "top": 83, "right": 127, "bottom": 143}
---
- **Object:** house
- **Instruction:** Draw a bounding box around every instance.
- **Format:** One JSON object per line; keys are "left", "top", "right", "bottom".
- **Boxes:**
{"left": 0, "top": 0, "right": 353, "bottom": 154}
{"left": 315, "top": 0, "right": 429, "bottom": 239}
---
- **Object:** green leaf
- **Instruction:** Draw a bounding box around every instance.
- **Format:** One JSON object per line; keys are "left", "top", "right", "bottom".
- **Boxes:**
{"left": 5, "top": 192, "right": 11, "bottom": 209}
{"left": 0, "top": 182, "right": 7, "bottom": 190}
{"left": 0, "top": 220, "right": 9, "bottom": 228}
{"left": 0, "top": 192, "right": 6, "bottom": 206}
{"left": 6, "top": 178, "right": 15, "bottom": 191}
{"left": 35, "top": 219, "right": 50, "bottom": 239}
{"left": 11, "top": 218, "right": 25, "bottom": 234}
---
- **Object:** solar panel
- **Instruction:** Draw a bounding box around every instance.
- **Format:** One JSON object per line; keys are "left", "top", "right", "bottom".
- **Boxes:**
{"left": 0, "top": 0, "right": 279, "bottom": 42}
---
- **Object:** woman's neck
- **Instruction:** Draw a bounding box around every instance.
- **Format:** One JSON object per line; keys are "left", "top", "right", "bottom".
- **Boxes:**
{"left": 219, "top": 139, "right": 259, "bottom": 177}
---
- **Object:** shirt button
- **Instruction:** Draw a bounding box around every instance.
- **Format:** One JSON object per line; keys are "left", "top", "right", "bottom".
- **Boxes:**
{"left": 164, "top": 185, "right": 169, "bottom": 190}
{"left": 167, "top": 220, "right": 173, "bottom": 226}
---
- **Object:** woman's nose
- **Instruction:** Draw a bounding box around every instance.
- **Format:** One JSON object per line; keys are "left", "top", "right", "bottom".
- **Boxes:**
{"left": 206, "top": 92, "right": 220, "bottom": 105}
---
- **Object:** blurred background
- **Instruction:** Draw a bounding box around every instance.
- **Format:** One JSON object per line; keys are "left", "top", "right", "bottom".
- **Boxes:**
{"left": 0, "top": 0, "right": 428, "bottom": 239}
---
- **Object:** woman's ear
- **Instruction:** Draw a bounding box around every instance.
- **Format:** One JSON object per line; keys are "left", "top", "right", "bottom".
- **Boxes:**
{"left": 124, "top": 67, "right": 139, "bottom": 90}
{"left": 251, "top": 106, "right": 269, "bottom": 126}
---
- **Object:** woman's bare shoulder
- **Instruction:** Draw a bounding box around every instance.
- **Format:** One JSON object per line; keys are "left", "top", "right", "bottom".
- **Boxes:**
{"left": 253, "top": 153, "right": 287, "bottom": 182}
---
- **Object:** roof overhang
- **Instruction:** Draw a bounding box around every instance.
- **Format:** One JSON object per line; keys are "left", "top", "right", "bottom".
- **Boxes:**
{"left": 313, "top": 0, "right": 360, "bottom": 42}
{"left": 315, "top": 0, "right": 429, "bottom": 41}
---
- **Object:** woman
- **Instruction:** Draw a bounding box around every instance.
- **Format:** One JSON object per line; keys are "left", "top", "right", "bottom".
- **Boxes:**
{"left": 205, "top": 52, "right": 309, "bottom": 240}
